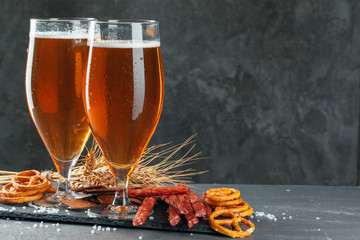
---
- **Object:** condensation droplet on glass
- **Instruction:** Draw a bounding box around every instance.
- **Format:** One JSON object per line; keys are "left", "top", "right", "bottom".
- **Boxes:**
{"left": 140, "top": 57, "right": 143, "bottom": 60}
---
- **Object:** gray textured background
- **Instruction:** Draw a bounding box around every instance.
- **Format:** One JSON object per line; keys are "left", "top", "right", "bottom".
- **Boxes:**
{"left": 0, "top": 0, "right": 359, "bottom": 186}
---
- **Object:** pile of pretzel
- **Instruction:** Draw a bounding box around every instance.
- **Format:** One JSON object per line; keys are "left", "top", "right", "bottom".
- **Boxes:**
{"left": 0, "top": 170, "right": 56, "bottom": 204}
{"left": 204, "top": 188, "right": 255, "bottom": 238}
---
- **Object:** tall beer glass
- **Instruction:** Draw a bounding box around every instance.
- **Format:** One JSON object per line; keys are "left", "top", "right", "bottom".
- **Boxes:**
{"left": 85, "top": 20, "right": 164, "bottom": 218}
{"left": 25, "top": 18, "right": 93, "bottom": 206}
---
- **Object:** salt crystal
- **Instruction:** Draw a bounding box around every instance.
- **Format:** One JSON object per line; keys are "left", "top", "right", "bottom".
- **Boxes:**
{"left": 56, "top": 223, "right": 59, "bottom": 226}
{"left": 113, "top": 228, "right": 117, "bottom": 231}
{"left": 14, "top": 222, "right": 22, "bottom": 224}
{"left": 283, "top": 217, "right": 286, "bottom": 220}
{"left": 97, "top": 226, "right": 101, "bottom": 231}
{"left": 65, "top": 210, "right": 69, "bottom": 213}
{"left": 39, "top": 221, "right": 44, "bottom": 228}
{"left": 93, "top": 225, "right": 97, "bottom": 229}
{"left": 286, "top": 189, "right": 291, "bottom": 192}
{"left": 45, "top": 225, "right": 49, "bottom": 228}
{"left": 190, "top": 233, "right": 194, "bottom": 236}
{"left": 106, "top": 227, "right": 110, "bottom": 231}
{"left": 0, "top": 207, "right": 9, "bottom": 212}
{"left": 91, "top": 230, "right": 95, "bottom": 234}
{"left": 52, "top": 224, "right": 56, "bottom": 226}
{"left": 33, "top": 224, "right": 38, "bottom": 228}
{"left": 6, "top": 218, "right": 9, "bottom": 220}
{"left": 102, "top": 228, "right": 105, "bottom": 231}
{"left": 139, "top": 236, "right": 143, "bottom": 239}
{"left": 282, "top": 213, "right": 286, "bottom": 215}
{"left": 57, "top": 228, "right": 61, "bottom": 232}
{"left": 256, "top": 212, "right": 265, "bottom": 217}
{"left": 316, "top": 217, "right": 320, "bottom": 220}
{"left": 11, "top": 207, "right": 16, "bottom": 211}
{"left": 21, "top": 232, "right": 23, "bottom": 235}
{"left": 289, "top": 216, "right": 293, "bottom": 219}
{"left": 149, "top": 216, "right": 154, "bottom": 220}
{"left": 22, "top": 206, "right": 26, "bottom": 210}
{"left": 318, "top": 229, "right": 321, "bottom": 231}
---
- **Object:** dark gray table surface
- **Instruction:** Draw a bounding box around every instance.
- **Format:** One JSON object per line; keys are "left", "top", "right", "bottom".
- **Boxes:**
{"left": 1, "top": 184, "right": 359, "bottom": 240}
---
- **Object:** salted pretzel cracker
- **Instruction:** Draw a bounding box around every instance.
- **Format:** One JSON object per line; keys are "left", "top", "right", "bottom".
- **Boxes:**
{"left": 209, "top": 209, "right": 255, "bottom": 238}
{"left": 206, "top": 188, "right": 240, "bottom": 202}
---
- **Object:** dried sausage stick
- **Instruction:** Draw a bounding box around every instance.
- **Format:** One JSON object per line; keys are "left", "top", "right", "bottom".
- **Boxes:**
{"left": 133, "top": 197, "right": 157, "bottom": 226}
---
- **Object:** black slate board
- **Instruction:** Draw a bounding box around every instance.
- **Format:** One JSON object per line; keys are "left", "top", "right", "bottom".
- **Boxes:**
{"left": 0, "top": 200, "right": 213, "bottom": 233}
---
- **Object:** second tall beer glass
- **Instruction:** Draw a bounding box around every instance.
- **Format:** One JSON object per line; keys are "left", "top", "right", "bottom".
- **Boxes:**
{"left": 25, "top": 19, "right": 93, "bottom": 206}
{"left": 85, "top": 20, "right": 164, "bottom": 218}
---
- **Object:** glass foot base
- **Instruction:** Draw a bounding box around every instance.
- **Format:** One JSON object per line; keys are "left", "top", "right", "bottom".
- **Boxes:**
{"left": 33, "top": 191, "right": 90, "bottom": 209}
{"left": 89, "top": 204, "right": 138, "bottom": 220}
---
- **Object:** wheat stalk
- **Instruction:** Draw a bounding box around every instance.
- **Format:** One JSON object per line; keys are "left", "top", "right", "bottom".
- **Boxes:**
{"left": 71, "top": 135, "right": 207, "bottom": 188}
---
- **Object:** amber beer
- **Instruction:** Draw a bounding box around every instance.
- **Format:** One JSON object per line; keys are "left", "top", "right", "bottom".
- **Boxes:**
{"left": 85, "top": 42, "right": 164, "bottom": 169}
{"left": 26, "top": 35, "right": 91, "bottom": 164}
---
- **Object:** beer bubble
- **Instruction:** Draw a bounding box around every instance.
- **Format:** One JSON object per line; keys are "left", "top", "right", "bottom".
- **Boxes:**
{"left": 140, "top": 57, "right": 143, "bottom": 61}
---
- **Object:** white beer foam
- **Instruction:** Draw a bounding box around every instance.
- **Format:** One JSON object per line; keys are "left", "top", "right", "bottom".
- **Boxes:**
{"left": 30, "top": 32, "right": 88, "bottom": 39}
{"left": 91, "top": 40, "right": 160, "bottom": 48}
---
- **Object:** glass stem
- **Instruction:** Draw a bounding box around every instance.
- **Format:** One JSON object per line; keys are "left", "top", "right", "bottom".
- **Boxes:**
{"left": 112, "top": 168, "right": 131, "bottom": 207}
{"left": 56, "top": 160, "right": 77, "bottom": 194}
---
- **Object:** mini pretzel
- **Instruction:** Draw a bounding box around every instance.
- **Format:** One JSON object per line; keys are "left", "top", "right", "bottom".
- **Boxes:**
{"left": 206, "top": 188, "right": 240, "bottom": 202}
{"left": 215, "top": 201, "right": 249, "bottom": 213}
{"left": 206, "top": 197, "right": 243, "bottom": 207}
{"left": 209, "top": 209, "right": 255, "bottom": 238}
{"left": 2, "top": 181, "right": 51, "bottom": 198}
{"left": 0, "top": 193, "right": 43, "bottom": 204}
{"left": 12, "top": 172, "right": 49, "bottom": 191}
